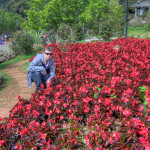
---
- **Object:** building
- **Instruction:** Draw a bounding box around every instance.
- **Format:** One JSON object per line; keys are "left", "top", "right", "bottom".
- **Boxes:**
{"left": 130, "top": 0, "right": 150, "bottom": 18}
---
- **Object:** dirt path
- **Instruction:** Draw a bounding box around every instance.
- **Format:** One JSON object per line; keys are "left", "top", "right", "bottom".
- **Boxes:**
{"left": 0, "top": 60, "right": 36, "bottom": 118}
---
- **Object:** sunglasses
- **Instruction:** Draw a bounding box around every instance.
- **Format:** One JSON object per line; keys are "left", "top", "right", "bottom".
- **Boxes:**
{"left": 45, "top": 52, "right": 53, "bottom": 56}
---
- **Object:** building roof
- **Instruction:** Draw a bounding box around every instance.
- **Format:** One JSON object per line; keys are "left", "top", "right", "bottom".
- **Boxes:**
{"left": 130, "top": 0, "right": 150, "bottom": 7}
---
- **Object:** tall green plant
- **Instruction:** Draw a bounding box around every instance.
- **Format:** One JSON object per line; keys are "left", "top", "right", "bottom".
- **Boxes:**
{"left": 10, "top": 31, "right": 34, "bottom": 55}
{"left": 26, "top": 31, "right": 43, "bottom": 44}
{"left": 138, "top": 86, "right": 148, "bottom": 112}
{"left": 56, "top": 23, "right": 76, "bottom": 43}
{"left": 99, "top": 19, "right": 113, "bottom": 41}
{"left": 145, "top": 8, "right": 150, "bottom": 32}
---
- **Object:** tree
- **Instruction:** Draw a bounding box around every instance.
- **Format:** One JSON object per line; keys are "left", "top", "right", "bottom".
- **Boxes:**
{"left": 24, "top": 0, "right": 124, "bottom": 40}
{"left": 0, "top": 9, "right": 23, "bottom": 34}
{"left": 79, "top": 0, "right": 109, "bottom": 33}
{"left": 23, "top": 0, "right": 50, "bottom": 31}
{"left": 24, "top": 0, "right": 87, "bottom": 31}
{"left": 0, "top": 0, "right": 10, "bottom": 9}
{"left": 119, "top": 0, "right": 138, "bottom": 5}
{"left": 24, "top": 0, "right": 88, "bottom": 41}
{"left": 79, "top": 0, "right": 125, "bottom": 39}
{"left": 6, "top": 0, "right": 30, "bottom": 18}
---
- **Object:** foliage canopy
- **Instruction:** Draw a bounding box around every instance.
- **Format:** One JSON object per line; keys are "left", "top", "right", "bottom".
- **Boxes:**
{"left": 24, "top": 0, "right": 125, "bottom": 40}
{"left": 0, "top": 10, "right": 23, "bottom": 34}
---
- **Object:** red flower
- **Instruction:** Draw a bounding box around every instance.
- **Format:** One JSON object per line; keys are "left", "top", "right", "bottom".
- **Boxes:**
{"left": 55, "top": 108, "right": 61, "bottom": 113}
{"left": 0, "top": 116, "right": 4, "bottom": 121}
{"left": 123, "top": 108, "right": 132, "bottom": 117}
{"left": 40, "top": 95, "right": 46, "bottom": 100}
{"left": 32, "top": 110, "right": 40, "bottom": 118}
{"left": 39, "top": 100, "right": 44, "bottom": 106}
{"left": 122, "top": 96, "right": 130, "bottom": 103}
{"left": 145, "top": 144, "right": 150, "bottom": 150}
{"left": 55, "top": 91, "right": 61, "bottom": 98}
{"left": 51, "top": 125, "right": 56, "bottom": 130}
{"left": 43, "top": 34, "right": 47, "bottom": 39}
{"left": 39, "top": 132, "right": 47, "bottom": 139}
{"left": 25, "top": 104, "right": 32, "bottom": 111}
{"left": 0, "top": 140, "right": 4, "bottom": 147}
{"left": 79, "top": 87, "right": 88, "bottom": 93}
{"left": 20, "top": 127, "right": 28, "bottom": 137}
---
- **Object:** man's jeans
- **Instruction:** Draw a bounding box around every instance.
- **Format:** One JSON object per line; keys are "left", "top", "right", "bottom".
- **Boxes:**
{"left": 31, "top": 72, "right": 49, "bottom": 90}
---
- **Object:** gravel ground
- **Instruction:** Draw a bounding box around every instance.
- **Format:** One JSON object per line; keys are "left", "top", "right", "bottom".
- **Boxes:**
{"left": 0, "top": 42, "right": 11, "bottom": 51}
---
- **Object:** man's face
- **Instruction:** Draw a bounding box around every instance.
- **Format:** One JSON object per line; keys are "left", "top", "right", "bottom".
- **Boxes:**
{"left": 44, "top": 50, "right": 53, "bottom": 61}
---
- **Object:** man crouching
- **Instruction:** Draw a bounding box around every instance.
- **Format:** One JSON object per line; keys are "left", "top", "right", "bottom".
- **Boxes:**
{"left": 27, "top": 47, "right": 55, "bottom": 90}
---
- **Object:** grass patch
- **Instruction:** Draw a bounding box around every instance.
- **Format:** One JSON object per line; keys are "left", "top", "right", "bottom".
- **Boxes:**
{"left": 75, "top": 40, "right": 87, "bottom": 44}
{"left": 0, "top": 51, "right": 38, "bottom": 71}
{"left": 127, "top": 26, "right": 147, "bottom": 37}
{"left": 0, "top": 49, "right": 39, "bottom": 92}
{"left": 19, "top": 61, "right": 30, "bottom": 74}
{"left": 0, "top": 72, "right": 12, "bottom": 91}
{"left": 93, "top": 26, "right": 148, "bottom": 39}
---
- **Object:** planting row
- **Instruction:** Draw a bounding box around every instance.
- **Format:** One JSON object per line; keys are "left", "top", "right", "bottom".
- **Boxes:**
{"left": 0, "top": 37, "right": 150, "bottom": 149}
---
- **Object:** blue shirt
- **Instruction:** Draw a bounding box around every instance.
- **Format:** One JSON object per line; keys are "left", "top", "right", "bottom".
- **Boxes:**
{"left": 27, "top": 53, "right": 55, "bottom": 88}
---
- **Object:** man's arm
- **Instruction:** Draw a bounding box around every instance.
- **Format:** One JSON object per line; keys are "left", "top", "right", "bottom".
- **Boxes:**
{"left": 27, "top": 54, "right": 46, "bottom": 73}
{"left": 47, "top": 58, "right": 55, "bottom": 81}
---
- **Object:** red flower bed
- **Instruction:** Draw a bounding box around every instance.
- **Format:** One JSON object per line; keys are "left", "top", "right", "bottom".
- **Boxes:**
{"left": 0, "top": 37, "right": 150, "bottom": 149}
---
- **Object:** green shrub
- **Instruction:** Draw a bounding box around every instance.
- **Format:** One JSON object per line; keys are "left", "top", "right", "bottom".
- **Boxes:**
{"left": 72, "top": 24, "right": 85, "bottom": 41}
{"left": 9, "top": 31, "right": 34, "bottom": 55}
{"left": 128, "top": 18, "right": 146, "bottom": 27}
{"left": 27, "top": 31, "right": 43, "bottom": 44}
{"left": 47, "top": 30, "right": 57, "bottom": 43}
{"left": 33, "top": 44, "right": 43, "bottom": 52}
{"left": 99, "top": 19, "right": 113, "bottom": 41}
{"left": 113, "top": 17, "right": 125, "bottom": 37}
{"left": 56, "top": 23, "right": 76, "bottom": 43}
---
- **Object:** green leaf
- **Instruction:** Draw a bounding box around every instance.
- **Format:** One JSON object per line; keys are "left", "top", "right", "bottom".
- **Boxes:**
{"left": 143, "top": 101, "right": 148, "bottom": 105}
{"left": 82, "top": 139, "right": 86, "bottom": 144}
{"left": 139, "top": 86, "right": 147, "bottom": 92}
{"left": 145, "top": 122, "right": 150, "bottom": 127}
{"left": 94, "top": 93, "right": 98, "bottom": 98}
{"left": 17, "top": 140, "right": 21, "bottom": 144}
{"left": 84, "top": 127, "right": 88, "bottom": 131}
{"left": 97, "top": 87, "right": 101, "bottom": 91}
{"left": 121, "top": 134, "right": 127, "bottom": 143}
{"left": 139, "top": 100, "right": 142, "bottom": 103}
{"left": 144, "top": 107, "right": 147, "bottom": 112}
{"left": 77, "top": 135, "right": 83, "bottom": 139}
{"left": 111, "top": 94, "right": 116, "bottom": 98}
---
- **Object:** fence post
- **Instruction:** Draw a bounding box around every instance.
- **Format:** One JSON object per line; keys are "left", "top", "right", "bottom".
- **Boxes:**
{"left": 125, "top": 0, "right": 128, "bottom": 39}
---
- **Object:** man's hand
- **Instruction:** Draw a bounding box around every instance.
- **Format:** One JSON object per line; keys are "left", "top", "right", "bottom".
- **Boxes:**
{"left": 43, "top": 70, "right": 47, "bottom": 75}
{"left": 46, "top": 80, "right": 51, "bottom": 85}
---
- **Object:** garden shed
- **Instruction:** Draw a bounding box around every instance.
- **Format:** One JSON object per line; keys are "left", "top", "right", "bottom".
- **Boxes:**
{"left": 130, "top": 0, "right": 150, "bottom": 18}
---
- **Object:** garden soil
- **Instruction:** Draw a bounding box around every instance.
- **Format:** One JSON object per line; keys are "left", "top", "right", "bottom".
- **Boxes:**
{"left": 0, "top": 60, "right": 36, "bottom": 118}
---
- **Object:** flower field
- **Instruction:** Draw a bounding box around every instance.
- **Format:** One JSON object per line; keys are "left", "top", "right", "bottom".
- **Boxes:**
{"left": 0, "top": 37, "right": 150, "bottom": 149}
